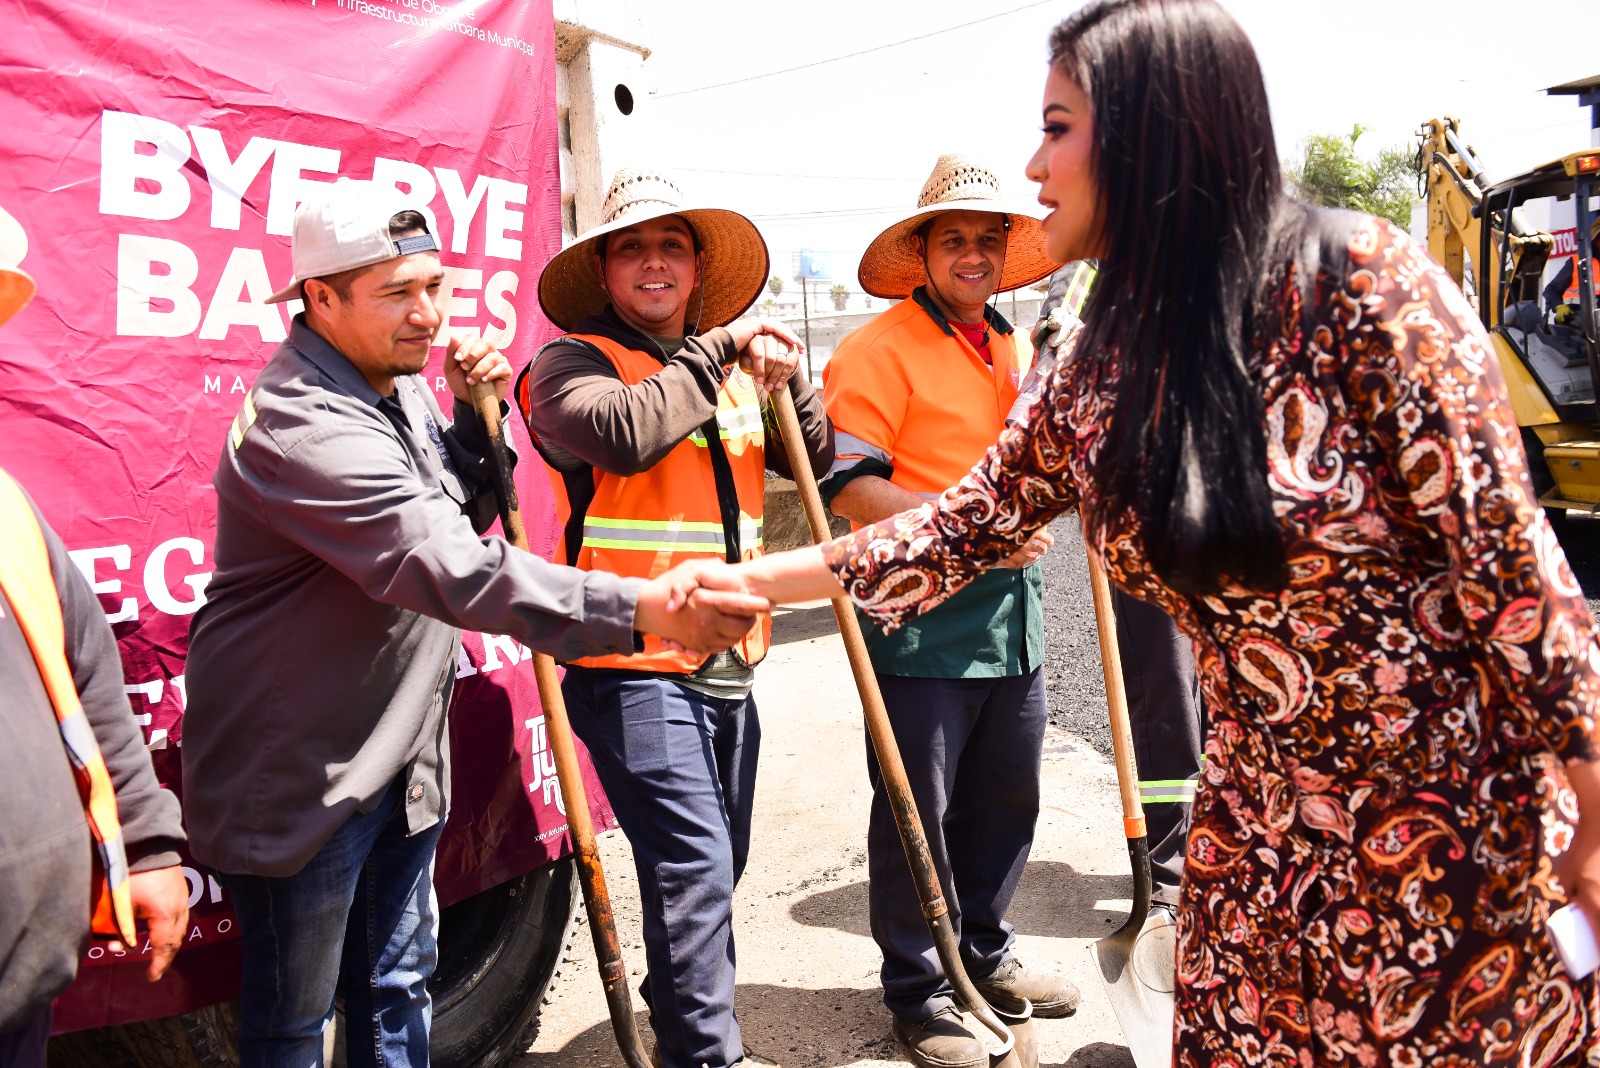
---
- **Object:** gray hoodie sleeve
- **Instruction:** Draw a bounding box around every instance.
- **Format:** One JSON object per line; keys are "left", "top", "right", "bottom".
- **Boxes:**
{"left": 38, "top": 497, "right": 185, "bottom": 873}
{"left": 260, "top": 420, "right": 644, "bottom": 661}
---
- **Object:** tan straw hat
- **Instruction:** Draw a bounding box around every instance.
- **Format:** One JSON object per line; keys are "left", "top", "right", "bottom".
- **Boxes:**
{"left": 857, "top": 153, "right": 1056, "bottom": 300}
{"left": 538, "top": 168, "right": 769, "bottom": 333}
{"left": 0, "top": 204, "right": 38, "bottom": 328}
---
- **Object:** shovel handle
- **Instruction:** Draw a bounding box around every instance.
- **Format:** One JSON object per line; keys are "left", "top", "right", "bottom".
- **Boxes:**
{"left": 1082, "top": 519, "right": 1152, "bottom": 941}
{"left": 1081, "top": 531, "right": 1144, "bottom": 838}
{"left": 770, "top": 383, "right": 1017, "bottom": 1059}
{"left": 469, "top": 381, "right": 652, "bottom": 1068}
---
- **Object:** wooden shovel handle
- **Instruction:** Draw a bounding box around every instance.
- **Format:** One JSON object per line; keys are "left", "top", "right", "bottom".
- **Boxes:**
{"left": 468, "top": 381, "right": 651, "bottom": 1068}
{"left": 770, "top": 383, "right": 1018, "bottom": 1057}
{"left": 1081, "top": 524, "right": 1145, "bottom": 840}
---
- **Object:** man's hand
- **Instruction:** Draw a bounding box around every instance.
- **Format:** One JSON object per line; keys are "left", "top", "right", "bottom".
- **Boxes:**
{"left": 108, "top": 865, "right": 190, "bottom": 982}
{"left": 724, "top": 318, "right": 805, "bottom": 393}
{"left": 998, "top": 528, "right": 1053, "bottom": 569}
{"left": 445, "top": 332, "right": 512, "bottom": 404}
{"left": 635, "top": 559, "right": 772, "bottom": 659}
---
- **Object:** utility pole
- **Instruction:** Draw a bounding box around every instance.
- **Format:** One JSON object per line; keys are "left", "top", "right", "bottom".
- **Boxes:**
{"left": 800, "top": 278, "right": 814, "bottom": 382}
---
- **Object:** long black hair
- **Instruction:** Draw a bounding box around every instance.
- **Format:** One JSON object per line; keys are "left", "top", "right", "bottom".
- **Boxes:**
{"left": 1050, "top": 0, "right": 1309, "bottom": 594}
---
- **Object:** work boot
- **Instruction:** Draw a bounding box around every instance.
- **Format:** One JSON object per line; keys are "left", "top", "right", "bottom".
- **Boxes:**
{"left": 973, "top": 958, "right": 1081, "bottom": 1018}
{"left": 891, "top": 1006, "right": 986, "bottom": 1068}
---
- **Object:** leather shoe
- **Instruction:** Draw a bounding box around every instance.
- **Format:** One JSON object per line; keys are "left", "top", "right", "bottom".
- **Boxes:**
{"left": 973, "top": 958, "right": 1081, "bottom": 1018}
{"left": 891, "top": 1007, "right": 985, "bottom": 1068}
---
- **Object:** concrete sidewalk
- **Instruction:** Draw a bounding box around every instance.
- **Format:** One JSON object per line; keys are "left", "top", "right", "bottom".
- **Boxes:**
{"left": 514, "top": 602, "right": 1141, "bottom": 1068}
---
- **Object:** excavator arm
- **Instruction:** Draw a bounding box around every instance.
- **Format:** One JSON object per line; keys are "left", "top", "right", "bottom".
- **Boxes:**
{"left": 1418, "top": 117, "right": 1559, "bottom": 427}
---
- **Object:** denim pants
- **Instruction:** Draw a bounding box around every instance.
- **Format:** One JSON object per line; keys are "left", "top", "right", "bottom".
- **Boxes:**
{"left": 219, "top": 780, "right": 443, "bottom": 1068}
{"left": 563, "top": 669, "right": 760, "bottom": 1068}
{"left": 868, "top": 669, "right": 1048, "bottom": 1022}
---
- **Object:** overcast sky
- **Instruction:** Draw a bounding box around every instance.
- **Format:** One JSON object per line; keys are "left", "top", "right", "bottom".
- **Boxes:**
{"left": 624, "top": 0, "right": 1600, "bottom": 289}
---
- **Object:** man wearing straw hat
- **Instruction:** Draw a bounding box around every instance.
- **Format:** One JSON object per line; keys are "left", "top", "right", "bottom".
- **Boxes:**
{"left": 183, "top": 180, "right": 768, "bottom": 1067}
{"left": 0, "top": 203, "right": 190, "bottom": 1066}
{"left": 821, "top": 154, "right": 1077, "bottom": 1068}
{"left": 517, "top": 167, "right": 833, "bottom": 1068}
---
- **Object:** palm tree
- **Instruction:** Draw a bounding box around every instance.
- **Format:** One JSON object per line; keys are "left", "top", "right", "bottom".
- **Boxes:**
{"left": 768, "top": 275, "right": 784, "bottom": 299}
{"left": 830, "top": 284, "right": 848, "bottom": 312}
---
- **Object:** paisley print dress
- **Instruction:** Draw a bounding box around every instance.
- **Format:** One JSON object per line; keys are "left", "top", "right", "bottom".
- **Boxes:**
{"left": 821, "top": 217, "right": 1600, "bottom": 1065}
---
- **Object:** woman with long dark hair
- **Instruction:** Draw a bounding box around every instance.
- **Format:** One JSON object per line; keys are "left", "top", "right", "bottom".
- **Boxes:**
{"left": 733, "top": 0, "right": 1600, "bottom": 1060}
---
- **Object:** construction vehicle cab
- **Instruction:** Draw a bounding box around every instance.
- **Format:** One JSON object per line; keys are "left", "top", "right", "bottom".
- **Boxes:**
{"left": 1419, "top": 76, "right": 1600, "bottom": 516}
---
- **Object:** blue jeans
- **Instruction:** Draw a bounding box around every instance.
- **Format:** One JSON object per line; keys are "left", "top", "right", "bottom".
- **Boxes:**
{"left": 868, "top": 670, "right": 1048, "bottom": 1021}
{"left": 219, "top": 780, "right": 443, "bottom": 1068}
{"left": 563, "top": 669, "right": 760, "bottom": 1068}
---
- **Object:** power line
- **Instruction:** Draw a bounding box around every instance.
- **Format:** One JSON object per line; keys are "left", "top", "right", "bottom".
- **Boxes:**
{"left": 750, "top": 197, "right": 1043, "bottom": 222}
{"left": 653, "top": 0, "right": 1054, "bottom": 99}
{"left": 665, "top": 165, "right": 922, "bottom": 182}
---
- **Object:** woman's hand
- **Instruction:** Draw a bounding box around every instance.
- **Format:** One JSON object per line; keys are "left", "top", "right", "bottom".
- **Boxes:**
{"left": 1561, "top": 758, "right": 1600, "bottom": 934}
{"left": 635, "top": 559, "right": 772, "bottom": 659}
{"left": 998, "top": 528, "right": 1054, "bottom": 568}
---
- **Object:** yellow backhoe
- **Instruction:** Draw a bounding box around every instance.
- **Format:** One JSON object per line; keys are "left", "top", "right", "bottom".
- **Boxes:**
{"left": 1418, "top": 75, "right": 1600, "bottom": 517}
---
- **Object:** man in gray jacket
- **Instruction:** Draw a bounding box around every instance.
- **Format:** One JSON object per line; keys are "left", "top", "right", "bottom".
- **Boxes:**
{"left": 0, "top": 206, "right": 188, "bottom": 1068}
{"left": 183, "top": 181, "right": 764, "bottom": 1068}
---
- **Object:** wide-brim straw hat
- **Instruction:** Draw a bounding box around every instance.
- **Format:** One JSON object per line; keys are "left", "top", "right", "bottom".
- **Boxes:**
{"left": 539, "top": 168, "right": 769, "bottom": 333}
{"left": 858, "top": 154, "right": 1056, "bottom": 301}
{"left": 0, "top": 204, "right": 37, "bottom": 328}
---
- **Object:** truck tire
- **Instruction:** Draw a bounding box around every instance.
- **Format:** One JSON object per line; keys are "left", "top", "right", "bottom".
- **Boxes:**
{"left": 429, "top": 857, "right": 580, "bottom": 1067}
{"left": 47, "top": 859, "right": 580, "bottom": 1068}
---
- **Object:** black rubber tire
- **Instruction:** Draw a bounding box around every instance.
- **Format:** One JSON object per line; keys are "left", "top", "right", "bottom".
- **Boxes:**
{"left": 428, "top": 858, "right": 580, "bottom": 1067}
{"left": 47, "top": 859, "right": 579, "bottom": 1068}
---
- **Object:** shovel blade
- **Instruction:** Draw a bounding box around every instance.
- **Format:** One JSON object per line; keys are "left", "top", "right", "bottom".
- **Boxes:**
{"left": 1091, "top": 909, "right": 1176, "bottom": 1068}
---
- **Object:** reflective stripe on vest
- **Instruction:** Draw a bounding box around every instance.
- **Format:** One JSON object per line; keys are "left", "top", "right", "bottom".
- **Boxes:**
{"left": 688, "top": 402, "right": 764, "bottom": 446}
{"left": 581, "top": 516, "right": 764, "bottom": 554}
{"left": 0, "top": 469, "right": 136, "bottom": 945}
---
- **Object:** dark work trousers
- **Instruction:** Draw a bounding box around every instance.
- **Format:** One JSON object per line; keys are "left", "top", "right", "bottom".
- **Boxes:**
{"left": 868, "top": 669, "right": 1048, "bottom": 1022}
{"left": 1113, "top": 586, "right": 1204, "bottom": 908}
{"left": 563, "top": 668, "right": 761, "bottom": 1068}
{"left": 0, "top": 1005, "right": 48, "bottom": 1068}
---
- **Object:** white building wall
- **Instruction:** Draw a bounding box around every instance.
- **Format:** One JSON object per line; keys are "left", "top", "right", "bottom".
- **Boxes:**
{"left": 553, "top": 1, "right": 650, "bottom": 241}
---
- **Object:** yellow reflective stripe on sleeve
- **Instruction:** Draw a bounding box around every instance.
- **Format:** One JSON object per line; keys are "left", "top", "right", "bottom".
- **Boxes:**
{"left": 229, "top": 391, "right": 260, "bottom": 451}
{"left": 689, "top": 402, "right": 764, "bottom": 447}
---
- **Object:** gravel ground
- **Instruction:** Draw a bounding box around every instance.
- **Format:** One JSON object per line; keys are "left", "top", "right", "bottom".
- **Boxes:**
{"left": 1039, "top": 513, "right": 1600, "bottom": 758}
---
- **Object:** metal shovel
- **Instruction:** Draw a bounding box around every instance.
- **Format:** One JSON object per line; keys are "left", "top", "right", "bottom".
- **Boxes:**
{"left": 469, "top": 381, "right": 653, "bottom": 1068}
{"left": 770, "top": 385, "right": 1033, "bottom": 1068}
{"left": 1083, "top": 538, "right": 1175, "bottom": 1068}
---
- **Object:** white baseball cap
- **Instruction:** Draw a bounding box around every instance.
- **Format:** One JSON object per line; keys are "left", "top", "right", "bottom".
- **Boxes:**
{"left": 265, "top": 179, "right": 441, "bottom": 304}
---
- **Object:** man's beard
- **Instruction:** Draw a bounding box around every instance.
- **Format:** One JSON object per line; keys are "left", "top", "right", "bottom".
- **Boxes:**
{"left": 387, "top": 348, "right": 432, "bottom": 377}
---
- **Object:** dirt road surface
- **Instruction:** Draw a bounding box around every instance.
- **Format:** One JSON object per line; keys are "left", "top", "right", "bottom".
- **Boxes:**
{"left": 517, "top": 519, "right": 1142, "bottom": 1068}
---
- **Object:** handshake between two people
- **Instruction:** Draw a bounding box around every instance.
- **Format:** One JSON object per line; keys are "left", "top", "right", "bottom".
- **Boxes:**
{"left": 633, "top": 558, "right": 784, "bottom": 660}
{"left": 625, "top": 516, "right": 1056, "bottom": 658}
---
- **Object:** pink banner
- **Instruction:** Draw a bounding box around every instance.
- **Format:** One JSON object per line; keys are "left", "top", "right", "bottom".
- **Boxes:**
{"left": 0, "top": 0, "right": 612, "bottom": 1031}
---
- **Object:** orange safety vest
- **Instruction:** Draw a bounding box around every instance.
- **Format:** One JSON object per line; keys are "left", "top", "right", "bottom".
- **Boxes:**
{"left": 0, "top": 469, "right": 136, "bottom": 945}
{"left": 824, "top": 295, "right": 1031, "bottom": 500}
{"left": 520, "top": 334, "right": 770, "bottom": 674}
